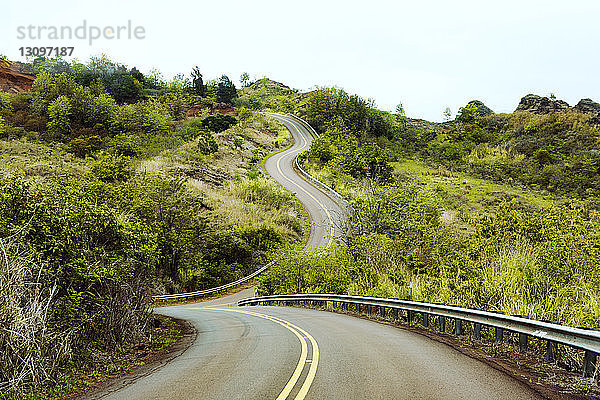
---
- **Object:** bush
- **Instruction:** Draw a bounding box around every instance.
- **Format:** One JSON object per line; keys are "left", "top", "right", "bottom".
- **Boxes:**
{"left": 89, "top": 152, "right": 133, "bottom": 182}
{"left": 201, "top": 114, "right": 238, "bottom": 133}
{"left": 0, "top": 116, "right": 6, "bottom": 137}
{"left": 197, "top": 130, "right": 218, "bottom": 155}
{"left": 0, "top": 177, "right": 151, "bottom": 397}
{"left": 46, "top": 95, "right": 72, "bottom": 137}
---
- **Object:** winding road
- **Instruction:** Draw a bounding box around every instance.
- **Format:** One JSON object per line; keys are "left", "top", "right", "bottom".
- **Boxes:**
{"left": 97, "top": 114, "right": 544, "bottom": 400}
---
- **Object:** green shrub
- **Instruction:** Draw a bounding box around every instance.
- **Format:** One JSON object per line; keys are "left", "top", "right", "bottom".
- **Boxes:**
{"left": 0, "top": 116, "right": 6, "bottom": 137}
{"left": 201, "top": 114, "right": 238, "bottom": 133}
{"left": 69, "top": 134, "right": 104, "bottom": 157}
{"left": 47, "top": 95, "right": 72, "bottom": 137}
{"left": 89, "top": 152, "right": 133, "bottom": 182}
{"left": 197, "top": 131, "right": 218, "bottom": 155}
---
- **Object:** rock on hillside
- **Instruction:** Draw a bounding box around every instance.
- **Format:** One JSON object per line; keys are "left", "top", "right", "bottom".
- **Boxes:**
{"left": 574, "top": 98, "right": 600, "bottom": 124}
{"left": 466, "top": 100, "right": 494, "bottom": 116}
{"left": 515, "top": 94, "right": 570, "bottom": 114}
{"left": 0, "top": 60, "right": 35, "bottom": 93}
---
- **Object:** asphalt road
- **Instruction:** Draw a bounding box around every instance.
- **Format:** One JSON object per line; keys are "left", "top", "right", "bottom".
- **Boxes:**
{"left": 98, "top": 115, "right": 544, "bottom": 400}
{"left": 263, "top": 113, "right": 346, "bottom": 249}
{"left": 100, "top": 292, "right": 543, "bottom": 400}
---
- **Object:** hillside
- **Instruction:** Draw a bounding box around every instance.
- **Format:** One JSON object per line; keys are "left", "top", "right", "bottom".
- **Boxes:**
{"left": 0, "top": 57, "right": 305, "bottom": 400}
{"left": 2, "top": 56, "right": 600, "bottom": 398}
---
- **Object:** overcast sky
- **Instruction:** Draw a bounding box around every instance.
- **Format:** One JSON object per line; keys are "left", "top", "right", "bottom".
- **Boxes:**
{"left": 2, "top": 0, "right": 599, "bottom": 121}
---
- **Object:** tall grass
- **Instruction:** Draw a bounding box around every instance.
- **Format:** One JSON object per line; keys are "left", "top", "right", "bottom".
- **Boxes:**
{"left": 0, "top": 237, "right": 60, "bottom": 398}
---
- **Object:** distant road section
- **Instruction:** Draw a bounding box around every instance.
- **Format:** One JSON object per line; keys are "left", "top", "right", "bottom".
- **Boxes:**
{"left": 263, "top": 113, "right": 346, "bottom": 249}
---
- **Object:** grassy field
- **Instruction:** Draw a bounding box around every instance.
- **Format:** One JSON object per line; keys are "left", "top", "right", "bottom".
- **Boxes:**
{"left": 392, "top": 159, "right": 562, "bottom": 217}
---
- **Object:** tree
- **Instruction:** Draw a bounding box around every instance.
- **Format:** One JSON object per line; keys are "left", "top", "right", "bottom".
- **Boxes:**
{"left": 456, "top": 103, "right": 480, "bottom": 124}
{"left": 240, "top": 72, "right": 250, "bottom": 88}
{"left": 191, "top": 67, "right": 205, "bottom": 96}
{"left": 130, "top": 67, "right": 145, "bottom": 85}
{"left": 47, "top": 95, "right": 72, "bottom": 136}
{"left": 395, "top": 103, "right": 405, "bottom": 116}
{"left": 217, "top": 75, "right": 237, "bottom": 104}
{"left": 443, "top": 107, "right": 452, "bottom": 121}
{"left": 307, "top": 87, "right": 369, "bottom": 134}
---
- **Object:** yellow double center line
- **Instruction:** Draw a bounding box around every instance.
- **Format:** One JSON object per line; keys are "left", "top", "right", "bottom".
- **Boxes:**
{"left": 204, "top": 307, "right": 319, "bottom": 400}
{"left": 271, "top": 115, "right": 336, "bottom": 248}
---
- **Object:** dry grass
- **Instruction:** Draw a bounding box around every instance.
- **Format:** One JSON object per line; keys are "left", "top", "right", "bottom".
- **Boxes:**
{"left": 0, "top": 237, "right": 62, "bottom": 398}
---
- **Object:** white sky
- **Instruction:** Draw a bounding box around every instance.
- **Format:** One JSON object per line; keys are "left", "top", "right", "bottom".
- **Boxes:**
{"left": 2, "top": 0, "right": 599, "bottom": 121}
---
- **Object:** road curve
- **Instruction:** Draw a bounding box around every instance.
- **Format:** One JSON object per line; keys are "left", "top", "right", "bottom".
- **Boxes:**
{"left": 98, "top": 292, "right": 543, "bottom": 400}
{"left": 97, "top": 115, "right": 544, "bottom": 400}
{"left": 263, "top": 113, "right": 345, "bottom": 249}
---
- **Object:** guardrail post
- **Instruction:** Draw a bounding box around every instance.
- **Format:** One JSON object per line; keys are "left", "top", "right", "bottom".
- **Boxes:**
{"left": 343, "top": 302, "right": 348, "bottom": 312}
{"left": 407, "top": 310, "right": 413, "bottom": 324}
{"left": 367, "top": 305, "right": 372, "bottom": 316}
{"left": 493, "top": 311, "right": 505, "bottom": 343}
{"left": 439, "top": 316, "right": 445, "bottom": 332}
{"left": 474, "top": 323, "right": 481, "bottom": 340}
{"left": 454, "top": 319, "right": 462, "bottom": 336}
{"left": 512, "top": 315, "right": 529, "bottom": 353}
{"left": 423, "top": 313, "right": 429, "bottom": 328}
{"left": 545, "top": 340, "right": 555, "bottom": 362}
{"left": 495, "top": 327, "right": 503, "bottom": 343}
{"left": 392, "top": 308, "right": 399, "bottom": 321}
{"left": 583, "top": 351, "right": 598, "bottom": 378}
{"left": 380, "top": 306, "right": 386, "bottom": 318}
{"left": 518, "top": 333, "right": 528, "bottom": 352}
{"left": 543, "top": 320, "right": 558, "bottom": 362}
{"left": 332, "top": 301, "right": 337, "bottom": 310}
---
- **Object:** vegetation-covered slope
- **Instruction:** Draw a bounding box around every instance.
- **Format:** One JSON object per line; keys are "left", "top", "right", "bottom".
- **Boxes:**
{"left": 257, "top": 87, "right": 600, "bottom": 332}
{"left": 0, "top": 57, "right": 304, "bottom": 399}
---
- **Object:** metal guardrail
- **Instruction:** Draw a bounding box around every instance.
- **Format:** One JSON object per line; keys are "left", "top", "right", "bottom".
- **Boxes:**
{"left": 294, "top": 157, "right": 351, "bottom": 211}
{"left": 152, "top": 261, "right": 273, "bottom": 301}
{"left": 153, "top": 115, "right": 350, "bottom": 301}
{"left": 283, "top": 114, "right": 351, "bottom": 213}
{"left": 287, "top": 113, "right": 319, "bottom": 139}
{"left": 239, "top": 293, "right": 600, "bottom": 378}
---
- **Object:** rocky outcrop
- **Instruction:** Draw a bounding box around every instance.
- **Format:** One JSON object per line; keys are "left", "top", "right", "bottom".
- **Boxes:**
{"left": 0, "top": 60, "right": 35, "bottom": 94}
{"left": 574, "top": 98, "right": 600, "bottom": 124}
{"left": 466, "top": 100, "right": 494, "bottom": 116}
{"left": 515, "top": 94, "right": 570, "bottom": 114}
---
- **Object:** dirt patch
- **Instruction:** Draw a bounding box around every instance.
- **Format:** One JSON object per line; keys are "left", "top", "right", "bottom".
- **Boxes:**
{"left": 0, "top": 60, "right": 35, "bottom": 94}
{"left": 186, "top": 102, "right": 238, "bottom": 118}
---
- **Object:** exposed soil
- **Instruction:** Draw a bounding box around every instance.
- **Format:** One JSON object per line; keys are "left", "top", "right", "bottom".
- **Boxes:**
{"left": 0, "top": 60, "right": 35, "bottom": 94}
{"left": 186, "top": 102, "right": 238, "bottom": 118}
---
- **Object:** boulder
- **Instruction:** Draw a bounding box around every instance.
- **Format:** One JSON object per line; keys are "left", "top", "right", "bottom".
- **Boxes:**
{"left": 515, "top": 94, "right": 570, "bottom": 114}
